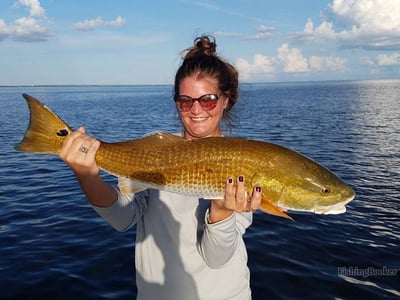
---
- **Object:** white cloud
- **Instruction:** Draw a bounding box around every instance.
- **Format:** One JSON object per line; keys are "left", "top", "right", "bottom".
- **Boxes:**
{"left": 0, "top": 19, "right": 11, "bottom": 35}
{"left": 304, "top": 18, "right": 314, "bottom": 34}
{"left": 304, "top": 18, "right": 335, "bottom": 37}
{"left": 361, "top": 56, "right": 375, "bottom": 66}
{"left": 17, "top": 0, "right": 46, "bottom": 18}
{"left": 296, "top": 18, "right": 336, "bottom": 43}
{"left": 377, "top": 53, "right": 400, "bottom": 65}
{"left": 108, "top": 16, "right": 126, "bottom": 27}
{"left": 329, "top": 0, "right": 400, "bottom": 33}
{"left": 235, "top": 43, "right": 349, "bottom": 81}
{"left": 244, "top": 25, "right": 274, "bottom": 40}
{"left": 74, "top": 16, "right": 126, "bottom": 31}
{"left": 277, "top": 43, "right": 309, "bottom": 72}
{"left": 13, "top": 17, "right": 48, "bottom": 40}
{"left": 295, "top": 0, "right": 400, "bottom": 50}
{"left": 363, "top": 52, "right": 400, "bottom": 66}
{"left": 0, "top": 17, "right": 51, "bottom": 42}
{"left": 0, "top": 0, "right": 50, "bottom": 42}
{"left": 314, "top": 21, "right": 336, "bottom": 39}
{"left": 236, "top": 54, "right": 275, "bottom": 80}
{"left": 309, "top": 55, "right": 347, "bottom": 71}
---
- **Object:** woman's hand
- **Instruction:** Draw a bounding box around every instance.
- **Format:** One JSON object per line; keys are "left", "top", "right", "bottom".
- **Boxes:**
{"left": 208, "top": 175, "right": 262, "bottom": 223}
{"left": 59, "top": 127, "right": 117, "bottom": 207}
{"left": 59, "top": 126, "right": 101, "bottom": 178}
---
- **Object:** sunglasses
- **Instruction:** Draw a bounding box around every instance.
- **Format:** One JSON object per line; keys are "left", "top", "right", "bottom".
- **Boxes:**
{"left": 174, "top": 93, "right": 222, "bottom": 112}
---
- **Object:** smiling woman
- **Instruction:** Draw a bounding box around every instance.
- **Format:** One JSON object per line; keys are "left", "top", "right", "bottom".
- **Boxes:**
{"left": 49, "top": 34, "right": 261, "bottom": 300}
{"left": 174, "top": 36, "right": 238, "bottom": 140}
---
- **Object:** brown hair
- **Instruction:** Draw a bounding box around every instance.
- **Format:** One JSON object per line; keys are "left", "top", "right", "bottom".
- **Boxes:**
{"left": 174, "top": 35, "right": 239, "bottom": 113}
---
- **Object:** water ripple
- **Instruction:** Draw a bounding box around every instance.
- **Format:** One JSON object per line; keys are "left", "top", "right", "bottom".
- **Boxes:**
{"left": 1, "top": 82, "right": 399, "bottom": 299}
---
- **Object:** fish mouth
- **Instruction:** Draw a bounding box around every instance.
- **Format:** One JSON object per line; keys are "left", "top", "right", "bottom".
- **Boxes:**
{"left": 314, "top": 202, "right": 348, "bottom": 214}
{"left": 314, "top": 189, "right": 355, "bottom": 215}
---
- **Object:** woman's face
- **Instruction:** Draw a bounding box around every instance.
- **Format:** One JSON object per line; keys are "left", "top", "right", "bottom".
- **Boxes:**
{"left": 178, "top": 75, "right": 228, "bottom": 140}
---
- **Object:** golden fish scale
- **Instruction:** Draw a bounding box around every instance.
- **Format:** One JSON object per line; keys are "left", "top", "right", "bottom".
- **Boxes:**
{"left": 94, "top": 136, "right": 280, "bottom": 197}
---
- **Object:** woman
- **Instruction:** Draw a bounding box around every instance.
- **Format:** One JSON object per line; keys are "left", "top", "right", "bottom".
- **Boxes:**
{"left": 60, "top": 35, "right": 262, "bottom": 300}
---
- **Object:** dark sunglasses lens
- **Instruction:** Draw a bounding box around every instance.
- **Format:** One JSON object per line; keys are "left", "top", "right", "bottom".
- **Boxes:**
{"left": 198, "top": 94, "right": 219, "bottom": 111}
{"left": 175, "top": 94, "right": 219, "bottom": 111}
{"left": 176, "top": 96, "right": 191, "bottom": 111}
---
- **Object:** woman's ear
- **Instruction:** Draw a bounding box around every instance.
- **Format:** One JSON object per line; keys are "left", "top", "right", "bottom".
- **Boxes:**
{"left": 223, "top": 91, "right": 230, "bottom": 110}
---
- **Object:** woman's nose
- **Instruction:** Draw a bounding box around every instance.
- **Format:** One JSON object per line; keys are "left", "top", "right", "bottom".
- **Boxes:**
{"left": 190, "top": 100, "right": 204, "bottom": 114}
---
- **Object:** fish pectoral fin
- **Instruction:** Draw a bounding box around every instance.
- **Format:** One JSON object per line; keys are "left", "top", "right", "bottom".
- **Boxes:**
{"left": 259, "top": 198, "right": 294, "bottom": 221}
{"left": 118, "top": 177, "right": 147, "bottom": 195}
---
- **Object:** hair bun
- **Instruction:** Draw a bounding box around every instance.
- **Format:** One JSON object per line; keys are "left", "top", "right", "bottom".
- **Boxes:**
{"left": 195, "top": 35, "right": 216, "bottom": 56}
{"left": 183, "top": 35, "right": 217, "bottom": 59}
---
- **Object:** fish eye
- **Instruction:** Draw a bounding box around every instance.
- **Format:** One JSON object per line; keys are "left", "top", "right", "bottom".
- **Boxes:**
{"left": 320, "top": 187, "right": 331, "bottom": 195}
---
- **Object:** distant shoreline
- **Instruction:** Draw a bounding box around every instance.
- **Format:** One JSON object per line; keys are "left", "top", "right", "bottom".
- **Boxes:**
{"left": 1, "top": 78, "right": 399, "bottom": 88}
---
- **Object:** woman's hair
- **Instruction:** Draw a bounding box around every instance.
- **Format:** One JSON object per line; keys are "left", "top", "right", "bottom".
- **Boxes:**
{"left": 174, "top": 35, "right": 239, "bottom": 115}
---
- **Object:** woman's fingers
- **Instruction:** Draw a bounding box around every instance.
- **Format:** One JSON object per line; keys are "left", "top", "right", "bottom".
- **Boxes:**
{"left": 247, "top": 186, "right": 262, "bottom": 212}
{"left": 224, "top": 178, "right": 235, "bottom": 210}
{"left": 236, "top": 175, "right": 247, "bottom": 209}
{"left": 223, "top": 175, "right": 261, "bottom": 212}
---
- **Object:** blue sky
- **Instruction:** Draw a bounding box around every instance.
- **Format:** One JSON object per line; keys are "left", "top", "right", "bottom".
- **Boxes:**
{"left": 1, "top": 0, "right": 400, "bottom": 85}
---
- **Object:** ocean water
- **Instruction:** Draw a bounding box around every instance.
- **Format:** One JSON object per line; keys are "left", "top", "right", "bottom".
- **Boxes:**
{"left": 0, "top": 81, "right": 399, "bottom": 299}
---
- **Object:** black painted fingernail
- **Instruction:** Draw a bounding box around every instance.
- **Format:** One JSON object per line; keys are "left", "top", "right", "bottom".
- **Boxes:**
{"left": 256, "top": 186, "right": 261, "bottom": 192}
{"left": 238, "top": 176, "right": 244, "bottom": 182}
{"left": 228, "top": 178, "right": 233, "bottom": 184}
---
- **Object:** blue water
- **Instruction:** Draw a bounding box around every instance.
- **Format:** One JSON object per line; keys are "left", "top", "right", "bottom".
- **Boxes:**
{"left": 0, "top": 81, "right": 399, "bottom": 299}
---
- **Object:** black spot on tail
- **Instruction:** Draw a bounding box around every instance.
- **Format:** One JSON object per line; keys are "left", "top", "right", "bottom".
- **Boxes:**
{"left": 56, "top": 129, "right": 69, "bottom": 137}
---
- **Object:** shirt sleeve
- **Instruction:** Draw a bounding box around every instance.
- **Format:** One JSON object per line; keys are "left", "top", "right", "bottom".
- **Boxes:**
{"left": 91, "top": 187, "right": 148, "bottom": 232}
{"left": 198, "top": 209, "right": 253, "bottom": 268}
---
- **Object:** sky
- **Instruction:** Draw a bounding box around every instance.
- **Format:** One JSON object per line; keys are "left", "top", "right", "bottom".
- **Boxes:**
{"left": 1, "top": 0, "right": 400, "bottom": 85}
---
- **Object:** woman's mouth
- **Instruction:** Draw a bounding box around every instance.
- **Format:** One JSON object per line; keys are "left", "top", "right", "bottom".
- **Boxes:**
{"left": 191, "top": 117, "right": 208, "bottom": 122}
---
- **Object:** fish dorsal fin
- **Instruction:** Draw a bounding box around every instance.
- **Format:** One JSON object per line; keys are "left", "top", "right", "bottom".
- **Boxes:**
{"left": 137, "top": 132, "right": 187, "bottom": 150}
{"left": 143, "top": 132, "right": 186, "bottom": 143}
{"left": 135, "top": 132, "right": 186, "bottom": 147}
{"left": 109, "top": 132, "right": 186, "bottom": 150}
{"left": 118, "top": 177, "right": 148, "bottom": 195}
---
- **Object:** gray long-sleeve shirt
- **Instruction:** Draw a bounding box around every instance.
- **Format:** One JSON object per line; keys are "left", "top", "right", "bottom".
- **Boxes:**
{"left": 92, "top": 187, "right": 253, "bottom": 300}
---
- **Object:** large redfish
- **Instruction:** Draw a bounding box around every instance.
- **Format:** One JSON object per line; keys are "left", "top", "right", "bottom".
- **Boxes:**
{"left": 15, "top": 94, "right": 355, "bottom": 220}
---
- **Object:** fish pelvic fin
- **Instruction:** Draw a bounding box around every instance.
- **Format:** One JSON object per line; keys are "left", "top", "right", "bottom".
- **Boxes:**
{"left": 118, "top": 177, "right": 147, "bottom": 195}
{"left": 260, "top": 199, "right": 294, "bottom": 221}
{"left": 14, "top": 94, "right": 73, "bottom": 154}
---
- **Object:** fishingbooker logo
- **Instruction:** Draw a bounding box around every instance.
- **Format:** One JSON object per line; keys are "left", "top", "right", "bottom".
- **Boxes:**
{"left": 338, "top": 266, "right": 398, "bottom": 278}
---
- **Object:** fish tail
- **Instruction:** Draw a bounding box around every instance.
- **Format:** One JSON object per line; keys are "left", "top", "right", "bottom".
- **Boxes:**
{"left": 14, "top": 94, "right": 73, "bottom": 154}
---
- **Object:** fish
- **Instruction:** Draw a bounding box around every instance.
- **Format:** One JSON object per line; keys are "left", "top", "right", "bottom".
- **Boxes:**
{"left": 15, "top": 94, "right": 355, "bottom": 220}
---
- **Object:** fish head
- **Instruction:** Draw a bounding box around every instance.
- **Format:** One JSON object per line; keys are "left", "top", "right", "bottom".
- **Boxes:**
{"left": 299, "top": 171, "right": 355, "bottom": 214}
{"left": 257, "top": 149, "right": 355, "bottom": 215}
